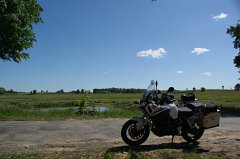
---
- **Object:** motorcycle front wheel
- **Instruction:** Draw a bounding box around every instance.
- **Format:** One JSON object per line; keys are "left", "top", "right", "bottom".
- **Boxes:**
{"left": 121, "top": 120, "right": 150, "bottom": 146}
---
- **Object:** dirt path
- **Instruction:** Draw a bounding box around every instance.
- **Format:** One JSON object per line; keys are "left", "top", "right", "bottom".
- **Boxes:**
{"left": 0, "top": 116, "right": 240, "bottom": 158}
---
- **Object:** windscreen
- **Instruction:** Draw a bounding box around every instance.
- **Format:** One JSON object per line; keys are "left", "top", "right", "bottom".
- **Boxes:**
{"left": 141, "top": 80, "right": 157, "bottom": 101}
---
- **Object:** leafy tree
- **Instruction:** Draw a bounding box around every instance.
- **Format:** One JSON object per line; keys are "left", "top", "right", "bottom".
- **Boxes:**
{"left": 227, "top": 22, "right": 240, "bottom": 73}
{"left": 56, "top": 89, "right": 64, "bottom": 93}
{"left": 93, "top": 88, "right": 144, "bottom": 94}
{"left": 0, "top": 0, "right": 43, "bottom": 63}
{"left": 32, "top": 90, "right": 37, "bottom": 94}
{"left": 201, "top": 87, "right": 205, "bottom": 92}
{"left": 81, "top": 89, "right": 85, "bottom": 93}
{"left": 0, "top": 87, "right": 6, "bottom": 94}
{"left": 235, "top": 83, "right": 240, "bottom": 90}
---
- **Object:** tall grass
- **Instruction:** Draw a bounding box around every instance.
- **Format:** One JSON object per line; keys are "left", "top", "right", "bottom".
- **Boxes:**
{"left": 0, "top": 93, "right": 141, "bottom": 108}
{"left": 0, "top": 107, "right": 76, "bottom": 120}
{"left": 1, "top": 90, "right": 239, "bottom": 109}
{"left": 0, "top": 149, "right": 224, "bottom": 159}
{"left": 0, "top": 107, "right": 143, "bottom": 121}
{"left": 104, "top": 149, "right": 224, "bottom": 159}
{"left": 0, "top": 90, "right": 239, "bottom": 120}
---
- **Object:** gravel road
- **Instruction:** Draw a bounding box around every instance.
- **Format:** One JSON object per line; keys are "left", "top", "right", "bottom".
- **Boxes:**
{"left": 0, "top": 116, "right": 239, "bottom": 146}
{"left": 0, "top": 119, "right": 125, "bottom": 146}
{"left": 0, "top": 116, "right": 240, "bottom": 157}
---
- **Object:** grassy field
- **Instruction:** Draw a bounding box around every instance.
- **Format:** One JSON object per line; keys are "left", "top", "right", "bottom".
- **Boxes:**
{"left": 1, "top": 90, "right": 240, "bottom": 107}
{"left": 0, "top": 93, "right": 140, "bottom": 108}
{"left": 0, "top": 149, "right": 228, "bottom": 159}
{"left": 0, "top": 90, "right": 239, "bottom": 120}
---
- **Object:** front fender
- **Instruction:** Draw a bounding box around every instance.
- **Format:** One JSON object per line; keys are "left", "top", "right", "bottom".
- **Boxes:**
{"left": 131, "top": 116, "right": 149, "bottom": 131}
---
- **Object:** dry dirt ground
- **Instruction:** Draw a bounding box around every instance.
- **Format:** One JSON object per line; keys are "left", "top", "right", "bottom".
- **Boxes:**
{"left": 0, "top": 115, "right": 240, "bottom": 158}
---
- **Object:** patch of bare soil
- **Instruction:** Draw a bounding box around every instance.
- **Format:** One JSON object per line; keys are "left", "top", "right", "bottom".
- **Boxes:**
{"left": 105, "top": 130, "right": 240, "bottom": 159}
{"left": 1, "top": 130, "right": 239, "bottom": 159}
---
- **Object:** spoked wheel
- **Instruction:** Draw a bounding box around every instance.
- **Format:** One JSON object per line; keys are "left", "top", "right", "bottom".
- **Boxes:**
{"left": 121, "top": 120, "right": 150, "bottom": 146}
{"left": 182, "top": 124, "right": 204, "bottom": 142}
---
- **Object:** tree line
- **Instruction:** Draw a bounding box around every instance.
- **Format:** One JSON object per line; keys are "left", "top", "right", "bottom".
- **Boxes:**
{"left": 1, "top": 85, "right": 240, "bottom": 95}
{"left": 93, "top": 88, "right": 145, "bottom": 94}
{"left": 0, "top": 87, "right": 17, "bottom": 95}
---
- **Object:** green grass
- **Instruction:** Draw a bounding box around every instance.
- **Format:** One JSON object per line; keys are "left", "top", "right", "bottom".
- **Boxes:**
{"left": 0, "top": 149, "right": 229, "bottom": 159}
{"left": 0, "top": 93, "right": 141, "bottom": 108}
{"left": 0, "top": 90, "right": 239, "bottom": 120}
{"left": 0, "top": 107, "right": 76, "bottom": 120}
{"left": 0, "top": 107, "right": 142, "bottom": 120}
{"left": 0, "top": 153, "right": 40, "bottom": 159}
{"left": 103, "top": 149, "right": 228, "bottom": 159}
{"left": 1, "top": 90, "right": 239, "bottom": 109}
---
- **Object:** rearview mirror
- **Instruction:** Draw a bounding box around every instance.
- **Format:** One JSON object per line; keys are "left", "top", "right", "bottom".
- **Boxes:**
{"left": 168, "top": 87, "right": 174, "bottom": 92}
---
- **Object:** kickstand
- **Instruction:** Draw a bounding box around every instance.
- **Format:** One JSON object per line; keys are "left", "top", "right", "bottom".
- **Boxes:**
{"left": 188, "top": 142, "right": 195, "bottom": 149}
{"left": 171, "top": 135, "right": 174, "bottom": 145}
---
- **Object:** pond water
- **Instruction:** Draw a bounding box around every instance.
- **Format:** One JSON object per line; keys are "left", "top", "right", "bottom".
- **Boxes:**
{"left": 39, "top": 106, "right": 109, "bottom": 112}
{"left": 89, "top": 106, "right": 109, "bottom": 112}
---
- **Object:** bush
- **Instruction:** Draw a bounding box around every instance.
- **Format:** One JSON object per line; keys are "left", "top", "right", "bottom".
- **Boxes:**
{"left": 33, "top": 90, "right": 37, "bottom": 94}
{"left": 201, "top": 87, "right": 206, "bottom": 92}
{"left": 75, "top": 92, "right": 89, "bottom": 114}
{"left": 0, "top": 87, "right": 6, "bottom": 95}
{"left": 235, "top": 83, "right": 240, "bottom": 90}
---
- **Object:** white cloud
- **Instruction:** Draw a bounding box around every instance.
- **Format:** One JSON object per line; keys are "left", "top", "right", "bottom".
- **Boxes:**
{"left": 212, "top": 12, "right": 228, "bottom": 21}
{"left": 177, "top": 70, "right": 184, "bottom": 74}
{"left": 202, "top": 72, "right": 212, "bottom": 77}
{"left": 104, "top": 69, "right": 113, "bottom": 74}
{"left": 191, "top": 48, "right": 210, "bottom": 55}
{"left": 137, "top": 48, "right": 167, "bottom": 59}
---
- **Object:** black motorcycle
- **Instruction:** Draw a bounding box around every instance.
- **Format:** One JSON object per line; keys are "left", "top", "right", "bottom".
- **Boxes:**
{"left": 121, "top": 80, "right": 220, "bottom": 146}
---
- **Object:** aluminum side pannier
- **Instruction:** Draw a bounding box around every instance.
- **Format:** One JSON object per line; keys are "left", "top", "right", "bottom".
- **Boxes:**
{"left": 199, "top": 103, "right": 220, "bottom": 129}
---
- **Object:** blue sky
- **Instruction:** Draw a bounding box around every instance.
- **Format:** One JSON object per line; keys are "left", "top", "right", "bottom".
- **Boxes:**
{"left": 0, "top": 0, "right": 240, "bottom": 92}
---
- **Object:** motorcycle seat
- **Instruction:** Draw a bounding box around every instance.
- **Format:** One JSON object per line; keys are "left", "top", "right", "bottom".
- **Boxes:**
{"left": 178, "top": 107, "right": 194, "bottom": 117}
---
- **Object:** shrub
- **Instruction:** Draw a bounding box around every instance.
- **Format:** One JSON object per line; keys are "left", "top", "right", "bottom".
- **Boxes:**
{"left": 0, "top": 87, "right": 6, "bottom": 95}
{"left": 201, "top": 87, "right": 206, "bottom": 92}
{"left": 235, "top": 83, "right": 240, "bottom": 90}
{"left": 75, "top": 92, "right": 89, "bottom": 114}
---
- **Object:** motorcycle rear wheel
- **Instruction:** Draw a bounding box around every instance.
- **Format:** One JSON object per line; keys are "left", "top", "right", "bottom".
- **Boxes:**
{"left": 182, "top": 126, "right": 204, "bottom": 142}
{"left": 121, "top": 120, "right": 150, "bottom": 146}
